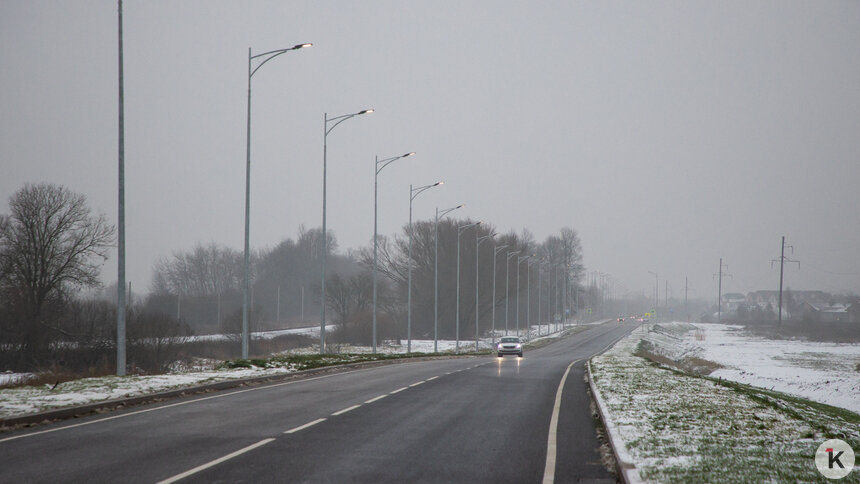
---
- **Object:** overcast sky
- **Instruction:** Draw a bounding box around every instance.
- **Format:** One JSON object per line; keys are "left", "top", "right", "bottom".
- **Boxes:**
{"left": 2, "top": 0, "right": 859, "bottom": 301}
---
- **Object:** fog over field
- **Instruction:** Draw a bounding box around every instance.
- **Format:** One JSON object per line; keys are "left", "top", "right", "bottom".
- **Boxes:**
{"left": 2, "top": 1, "right": 859, "bottom": 298}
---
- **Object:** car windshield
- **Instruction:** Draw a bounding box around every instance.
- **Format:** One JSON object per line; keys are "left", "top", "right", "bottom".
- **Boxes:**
{"left": 500, "top": 337, "right": 519, "bottom": 343}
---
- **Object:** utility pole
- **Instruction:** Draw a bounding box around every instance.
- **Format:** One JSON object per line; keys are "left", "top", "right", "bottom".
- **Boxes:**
{"left": 713, "top": 258, "right": 732, "bottom": 322}
{"left": 771, "top": 236, "right": 799, "bottom": 325}
{"left": 684, "top": 276, "right": 688, "bottom": 318}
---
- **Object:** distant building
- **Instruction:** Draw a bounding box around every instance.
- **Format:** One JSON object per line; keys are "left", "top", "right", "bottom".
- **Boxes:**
{"left": 849, "top": 303, "right": 860, "bottom": 323}
{"left": 803, "top": 302, "right": 851, "bottom": 323}
{"left": 721, "top": 293, "right": 746, "bottom": 313}
{"left": 746, "top": 290, "right": 831, "bottom": 307}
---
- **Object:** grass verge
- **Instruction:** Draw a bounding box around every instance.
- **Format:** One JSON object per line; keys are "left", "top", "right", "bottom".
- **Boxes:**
{"left": 591, "top": 326, "right": 860, "bottom": 483}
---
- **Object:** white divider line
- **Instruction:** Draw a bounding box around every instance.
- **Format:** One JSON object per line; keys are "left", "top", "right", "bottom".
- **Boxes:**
{"left": 156, "top": 438, "right": 275, "bottom": 484}
{"left": 426, "top": 376, "right": 439, "bottom": 381}
{"left": 331, "top": 404, "right": 361, "bottom": 416}
{"left": 0, "top": 368, "right": 365, "bottom": 444}
{"left": 364, "top": 394, "right": 388, "bottom": 404}
{"left": 409, "top": 381, "right": 425, "bottom": 387}
{"left": 542, "top": 358, "right": 583, "bottom": 484}
{"left": 284, "top": 418, "right": 326, "bottom": 434}
{"left": 390, "top": 387, "right": 408, "bottom": 394}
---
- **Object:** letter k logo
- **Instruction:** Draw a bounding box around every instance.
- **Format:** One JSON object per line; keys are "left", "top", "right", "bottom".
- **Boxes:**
{"left": 827, "top": 448, "right": 845, "bottom": 469}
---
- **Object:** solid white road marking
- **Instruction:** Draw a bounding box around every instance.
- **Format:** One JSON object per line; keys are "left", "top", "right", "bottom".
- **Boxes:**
{"left": 409, "top": 381, "right": 425, "bottom": 387}
{"left": 390, "top": 387, "right": 408, "bottom": 394}
{"left": 156, "top": 438, "right": 276, "bottom": 484}
{"left": 426, "top": 376, "right": 439, "bottom": 381}
{"left": 542, "top": 358, "right": 583, "bottom": 484}
{"left": 284, "top": 418, "right": 326, "bottom": 434}
{"left": 331, "top": 404, "right": 361, "bottom": 416}
{"left": 364, "top": 394, "right": 388, "bottom": 404}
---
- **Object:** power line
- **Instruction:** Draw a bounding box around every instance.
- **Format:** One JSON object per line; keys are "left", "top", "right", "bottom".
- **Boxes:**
{"left": 713, "top": 258, "right": 732, "bottom": 322}
{"left": 771, "top": 236, "right": 799, "bottom": 325}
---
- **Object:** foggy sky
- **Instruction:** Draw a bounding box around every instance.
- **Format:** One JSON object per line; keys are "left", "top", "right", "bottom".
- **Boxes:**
{"left": 2, "top": 0, "right": 859, "bottom": 302}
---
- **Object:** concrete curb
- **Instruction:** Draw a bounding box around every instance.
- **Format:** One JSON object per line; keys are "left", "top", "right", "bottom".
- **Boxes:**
{"left": 587, "top": 360, "right": 644, "bottom": 484}
{"left": 0, "top": 355, "right": 471, "bottom": 430}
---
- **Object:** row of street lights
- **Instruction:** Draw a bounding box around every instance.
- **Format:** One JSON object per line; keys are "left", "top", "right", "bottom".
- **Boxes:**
{"left": 240, "top": 44, "right": 570, "bottom": 358}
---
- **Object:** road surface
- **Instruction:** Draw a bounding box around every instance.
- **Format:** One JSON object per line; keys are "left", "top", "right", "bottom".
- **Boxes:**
{"left": 0, "top": 320, "right": 636, "bottom": 483}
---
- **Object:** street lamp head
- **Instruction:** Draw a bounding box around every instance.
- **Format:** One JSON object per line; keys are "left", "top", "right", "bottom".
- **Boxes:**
{"left": 293, "top": 43, "right": 313, "bottom": 49}
{"left": 433, "top": 181, "right": 443, "bottom": 187}
{"left": 456, "top": 204, "right": 464, "bottom": 209}
{"left": 403, "top": 152, "right": 416, "bottom": 158}
{"left": 360, "top": 109, "right": 374, "bottom": 115}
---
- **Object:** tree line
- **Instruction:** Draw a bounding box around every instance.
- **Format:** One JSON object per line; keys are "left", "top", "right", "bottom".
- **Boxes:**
{"left": 0, "top": 182, "right": 588, "bottom": 373}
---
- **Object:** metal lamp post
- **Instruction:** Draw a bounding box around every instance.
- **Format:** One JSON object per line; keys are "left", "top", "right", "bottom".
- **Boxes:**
{"left": 319, "top": 108, "right": 373, "bottom": 355}
{"left": 537, "top": 260, "right": 547, "bottom": 337}
{"left": 456, "top": 221, "right": 481, "bottom": 353}
{"left": 491, "top": 244, "right": 509, "bottom": 345}
{"left": 475, "top": 233, "right": 496, "bottom": 351}
{"left": 504, "top": 250, "right": 520, "bottom": 335}
{"left": 526, "top": 258, "right": 538, "bottom": 340}
{"left": 373, "top": 152, "right": 415, "bottom": 353}
{"left": 408, "top": 182, "right": 443, "bottom": 352}
{"left": 516, "top": 255, "right": 531, "bottom": 336}
{"left": 241, "top": 42, "right": 311, "bottom": 359}
{"left": 435, "top": 205, "right": 463, "bottom": 353}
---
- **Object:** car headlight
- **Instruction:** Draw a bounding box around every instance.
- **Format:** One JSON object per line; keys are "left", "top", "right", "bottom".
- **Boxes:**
{"left": 515, "top": 344, "right": 521, "bottom": 349}
{"left": 497, "top": 343, "right": 503, "bottom": 350}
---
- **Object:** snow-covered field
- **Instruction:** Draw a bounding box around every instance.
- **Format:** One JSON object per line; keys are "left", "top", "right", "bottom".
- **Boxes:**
{"left": 590, "top": 324, "right": 860, "bottom": 483}
{"left": 642, "top": 322, "right": 860, "bottom": 414}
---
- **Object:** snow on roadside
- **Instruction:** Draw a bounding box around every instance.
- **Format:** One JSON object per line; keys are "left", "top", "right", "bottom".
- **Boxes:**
{"left": 0, "top": 366, "right": 294, "bottom": 419}
{"left": 662, "top": 322, "right": 860, "bottom": 415}
{"left": 590, "top": 324, "right": 860, "bottom": 483}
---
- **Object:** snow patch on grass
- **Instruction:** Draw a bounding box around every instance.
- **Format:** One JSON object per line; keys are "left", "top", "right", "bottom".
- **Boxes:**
{"left": 0, "top": 366, "right": 293, "bottom": 419}
{"left": 591, "top": 324, "right": 860, "bottom": 483}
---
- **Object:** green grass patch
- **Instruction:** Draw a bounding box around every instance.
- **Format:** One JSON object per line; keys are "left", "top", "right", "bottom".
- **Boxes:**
{"left": 592, "top": 327, "right": 860, "bottom": 483}
{"left": 218, "top": 351, "right": 459, "bottom": 372}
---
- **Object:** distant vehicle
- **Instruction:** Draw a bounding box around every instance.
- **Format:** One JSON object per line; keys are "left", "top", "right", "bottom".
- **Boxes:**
{"left": 497, "top": 336, "right": 523, "bottom": 358}
{"left": 617, "top": 317, "right": 625, "bottom": 322}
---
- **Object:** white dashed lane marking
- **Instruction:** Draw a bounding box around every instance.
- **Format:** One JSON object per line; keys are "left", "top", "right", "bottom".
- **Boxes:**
{"left": 284, "top": 418, "right": 326, "bottom": 434}
{"left": 331, "top": 404, "right": 361, "bottom": 416}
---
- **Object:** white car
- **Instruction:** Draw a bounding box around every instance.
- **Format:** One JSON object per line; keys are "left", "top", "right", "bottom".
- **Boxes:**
{"left": 497, "top": 336, "right": 523, "bottom": 357}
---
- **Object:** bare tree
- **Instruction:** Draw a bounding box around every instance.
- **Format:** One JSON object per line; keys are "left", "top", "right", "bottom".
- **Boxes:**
{"left": 151, "top": 243, "right": 243, "bottom": 296}
{"left": 0, "top": 183, "right": 115, "bottom": 360}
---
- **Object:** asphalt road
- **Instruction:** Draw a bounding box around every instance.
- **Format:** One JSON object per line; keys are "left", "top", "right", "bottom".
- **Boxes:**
{"left": 0, "top": 320, "right": 636, "bottom": 484}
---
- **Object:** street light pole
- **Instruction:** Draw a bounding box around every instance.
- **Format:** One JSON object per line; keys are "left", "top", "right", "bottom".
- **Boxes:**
{"left": 408, "top": 181, "right": 443, "bottom": 353}
{"left": 242, "top": 42, "right": 311, "bottom": 359}
{"left": 435, "top": 205, "right": 463, "bottom": 353}
{"left": 526, "top": 259, "right": 533, "bottom": 340}
{"left": 538, "top": 260, "right": 546, "bottom": 337}
{"left": 456, "top": 221, "right": 481, "bottom": 353}
{"left": 476, "top": 233, "right": 496, "bottom": 351}
{"left": 516, "top": 255, "right": 531, "bottom": 337}
{"left": 319, "top": 108, "right": 372, "bottom": 355}
{"left": 491, "top": 244, "right": 509, "bottom": 345}
{"left": 373, "top": 152, "right": 414, "bottom": 353}
{"left": 117, "top": 0, "right": 126, "bottom": 376}
{"left": 505, "top": 251, "right": 520, "bottom": 336}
